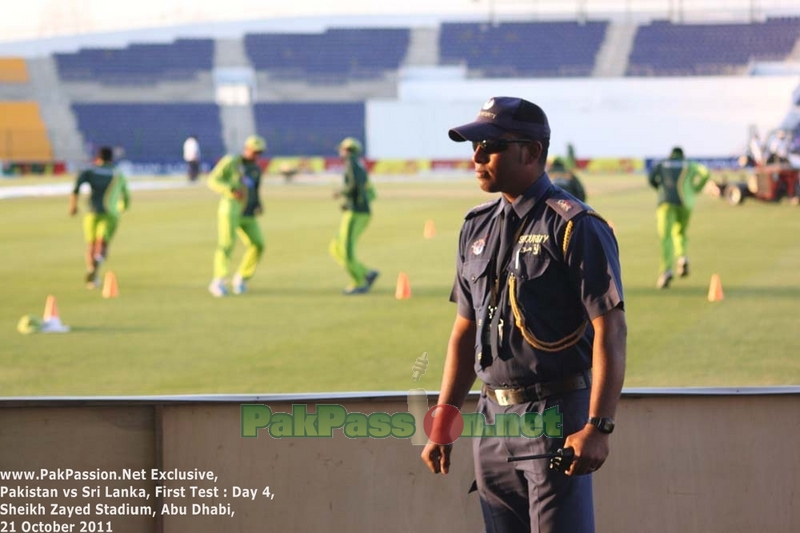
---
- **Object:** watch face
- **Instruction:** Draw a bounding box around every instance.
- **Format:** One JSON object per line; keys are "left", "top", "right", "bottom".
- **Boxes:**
{"left": 590, "top": 417, "right": 614, "bottom": 434}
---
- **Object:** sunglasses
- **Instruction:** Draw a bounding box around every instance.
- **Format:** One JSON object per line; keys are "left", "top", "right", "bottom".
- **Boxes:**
{"left": 471, "top": 139, "right": 532, "bottom": 154}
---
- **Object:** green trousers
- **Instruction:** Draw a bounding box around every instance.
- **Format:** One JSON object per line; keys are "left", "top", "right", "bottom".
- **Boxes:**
{"left": 329, "top": 211, "right": 371, "bottom": 286}
{"left": 214, "top": 208, "right": 264, "bottom": 280}
{"left": 656, "top": 203, "right": 691, "bottom": 274}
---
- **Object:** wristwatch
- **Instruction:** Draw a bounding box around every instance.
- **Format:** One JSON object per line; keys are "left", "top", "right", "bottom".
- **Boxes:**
{"left": 587, "top": 416, "right": 615, "bottom": 434}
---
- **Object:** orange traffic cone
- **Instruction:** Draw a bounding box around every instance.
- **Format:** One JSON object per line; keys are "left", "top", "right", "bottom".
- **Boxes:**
{"left": 43, "top": 295, "right": 58, "bottom": 322}
{"left": 102, "top": 271, "right": 119, "bottom": 298}
{"left": 423, "top": 219, "right": 436, "bottom": 239}
{"left": 708, "top": 274, "right": 724, "bottom": 302}
{"left": 41, "top": 295, "right": 70, "bottom": 333}
{"left": 395, "top": 272, "right": 412, "bottom": 300}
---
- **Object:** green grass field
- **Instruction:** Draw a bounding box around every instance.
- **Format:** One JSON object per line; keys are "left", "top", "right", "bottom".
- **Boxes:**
{"left": 1, "top": 173, "right": 799, "bottom": 396}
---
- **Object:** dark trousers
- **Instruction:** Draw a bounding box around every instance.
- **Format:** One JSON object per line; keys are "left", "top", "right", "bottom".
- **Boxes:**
{"left": 473, "top": 388, "right": 594, "bottom": 533}
{"left": 187, "top": 160, "right": 200, "bottom": 182}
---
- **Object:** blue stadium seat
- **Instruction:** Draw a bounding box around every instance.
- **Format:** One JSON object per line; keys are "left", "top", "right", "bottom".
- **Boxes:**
{"left": 72, "top": 103, "right": 225, "bottom": 163}
{"left": 627, "top": 17, "right": 800, "bottom": 76}
{"left": 252, "top": 102, "right": 365, "bottom": 156}
{"left": 439, "top": 21, "right": 608, "bottom": 78}
{"left": 244, "top": 29, "right": 409, "bottom": 81}
{"left": 55, "top": 39, "right": 214, "bottom": 84}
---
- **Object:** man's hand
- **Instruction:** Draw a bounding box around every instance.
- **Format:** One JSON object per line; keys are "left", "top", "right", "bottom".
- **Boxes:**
{"left": 421, "top": 442, "right": 453, "bottom": 474}
{"left": 563, "top": 425, "right": 610, "bottom": 476}
{"left": 231, "top": 188, "right": 244, "bottom": 201}
{"left": 69, "top": 206, "right": 77, "bottom": 216}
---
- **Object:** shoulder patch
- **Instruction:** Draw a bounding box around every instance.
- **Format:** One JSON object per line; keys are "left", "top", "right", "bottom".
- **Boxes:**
{"left": 545, "top": 195, "right": 587, "bottom": 221}
{"left": 465, "top": 198, "right": 501, "bottom": 220}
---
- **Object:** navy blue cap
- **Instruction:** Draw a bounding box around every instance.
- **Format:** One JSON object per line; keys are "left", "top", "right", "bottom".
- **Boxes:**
{"left": 449, "top": 97, "right": 551, "bottom": 142}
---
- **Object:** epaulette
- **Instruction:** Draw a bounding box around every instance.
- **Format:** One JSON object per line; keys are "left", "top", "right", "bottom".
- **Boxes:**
{"left": 464, "top": 198, "right": 501, "bottom": 220}
{"left": 547, "top": 193, "right": 611, "bottom": 257}
{"left": 545, "top": 194, "right": 587, "bottom": 221}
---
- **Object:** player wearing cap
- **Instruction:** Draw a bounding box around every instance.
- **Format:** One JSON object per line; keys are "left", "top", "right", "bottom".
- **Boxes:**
{"left": 421, "top": 97, "right": 626, "bottom": 533}
{"left": 69, "top": 145, "right": 130, "bottom": 289}
{"left": 329, "top": 137, "right": 379, "bottom": 295}
{"left": 207, "top": 135, "right": 267, "bottom": 297}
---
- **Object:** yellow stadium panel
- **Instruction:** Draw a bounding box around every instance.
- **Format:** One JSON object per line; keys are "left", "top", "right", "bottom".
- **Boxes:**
{"left": 0, "top": 102, "right": 47, "bottom": 129}
{"left": 0, "top": 58, "right": 29, "bottom": 83}
{"left": 585, "top": 158, "right": 644, "bottom": 173}
{"left": 0, "top": 102, "right": 53, "bottom": 160}
{"left": 0, "top": 130, "right": 53, "bottom": 160}
{"left": 265, "top": 157, "right": 325, "bottom": 175}
{"left": 370, "top": 159, "right": 432, "bottom": 175}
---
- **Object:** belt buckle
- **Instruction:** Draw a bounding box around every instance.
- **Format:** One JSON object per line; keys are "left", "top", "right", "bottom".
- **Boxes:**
{"left": 494, "top": 389, "right": 513, "bottom": 406}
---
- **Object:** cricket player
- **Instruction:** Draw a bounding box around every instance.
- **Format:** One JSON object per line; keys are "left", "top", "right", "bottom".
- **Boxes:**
{"left": 329, "top": 137, "right": 379, "bottom": 295}
{"left": 69, "top": 146, "right": 130, "bottom": 289}
{"left": 648, "top": 146, "right": 711, "bottom": 289}
{"left": 207, "top": 135, "right": 266, "bottom": 297}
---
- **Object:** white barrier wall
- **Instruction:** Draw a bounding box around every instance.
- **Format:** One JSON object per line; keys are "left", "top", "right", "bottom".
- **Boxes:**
{"left": 2, "top": 390, "right": 800, "bottom": 533}
{"left": 367, "top": 75, "right": 799, "bottom": 159}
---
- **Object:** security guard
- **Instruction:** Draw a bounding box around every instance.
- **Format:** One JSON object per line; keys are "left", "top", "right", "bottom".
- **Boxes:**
{"left": 421, "top": 97, "right": 627, "bottom": 533}
{"left": 207, "top": 135, "right": 267, "bottom": 297}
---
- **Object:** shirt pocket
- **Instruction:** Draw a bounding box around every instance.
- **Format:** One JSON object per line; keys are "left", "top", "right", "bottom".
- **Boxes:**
{"left": 464, "top": 258, "right": 492, "bottom": 365}
{"left": 510, "top": 246, "right": 549, "bottom": 281}
{"left": 464, "top": 259, "right": 492, "bottom": 313}
{"left": 508, "top": 255, "right": 588, "bottom": 353}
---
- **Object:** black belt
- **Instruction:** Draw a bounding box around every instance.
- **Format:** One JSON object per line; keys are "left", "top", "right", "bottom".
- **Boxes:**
{"left": 483, "top": 371, "right": 591, "bottom": 406}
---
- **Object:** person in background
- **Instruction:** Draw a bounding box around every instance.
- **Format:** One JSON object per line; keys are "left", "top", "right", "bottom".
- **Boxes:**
{"left": 69, "top": 146, "right": 130, "bottom": 289}
{"left": 647, "top": 146, "right": 710, "bottom": 289}
{"left": 329, "top": 137, "right": 379, "bottom": 295}
{"left": 549, "top": 156, "right": 587, "bottom": 202}
{"left": 207, "top": 135, "right": 266, "bottom": 297}
{"left": 183, "top": 135, "right": 201, "bottom": 182}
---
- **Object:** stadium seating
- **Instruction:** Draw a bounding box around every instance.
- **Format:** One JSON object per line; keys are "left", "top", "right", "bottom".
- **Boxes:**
{"left": 253, "top": 102, "right": 365, "bottom": 156}
{"left": 71, "top": 103, "right": 225, "bottom": 163}
{"left": 244, "top": 29, "right": 410, "bottom": 81}
{"left": 0, "top": 58, "right": 29, "bottom": 83}
{"left": 627, "top": 17, "right": 800, "bottom": 76}
{"left": 0, "top": 102, "right": 53, "bottom": 160}
{"left": 10, "top": 17, "right": 800, "bottom": 165}
{"left": 54, "top": 39, "right": 214, "bottom": 84}
{"left": 439, "top": 21, "right": 608, "bottom": 77}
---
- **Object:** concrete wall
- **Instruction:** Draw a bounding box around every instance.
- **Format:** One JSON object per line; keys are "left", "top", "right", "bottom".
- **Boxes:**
{"left": 368, "top": 75, "right": 800, "bottom": 159}
{"left": 1, "top": 390, "right": 799, "bottom": 533}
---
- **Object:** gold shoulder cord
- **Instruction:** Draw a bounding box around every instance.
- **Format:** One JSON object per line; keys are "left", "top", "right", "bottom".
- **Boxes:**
{"left": 562, "top": 219, "right": 574, "bottom": 257}
{"left": 508, "top": 275, "right": 588, "bottom": 352}
{"left": 564, "top": 212, "right": 611, "bottom": 255}
{"left": 507, "top": 211, "right": 611, "bottom": 352}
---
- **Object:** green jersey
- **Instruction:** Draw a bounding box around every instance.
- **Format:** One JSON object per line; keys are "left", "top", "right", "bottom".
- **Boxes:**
{"left": 72, "top": 164, "right": 130, "bottom": 216}
{"left": 549, "top": 169, "right": 586, "bottom": 202}
{"left": 208, "top": 155, "right": 263, "bottom": 216}
{"left": 340, "top": 154, "right": 370, "bottom": 214}
{"left": 648, "top": 158, "right": 710, "bottom": 209}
